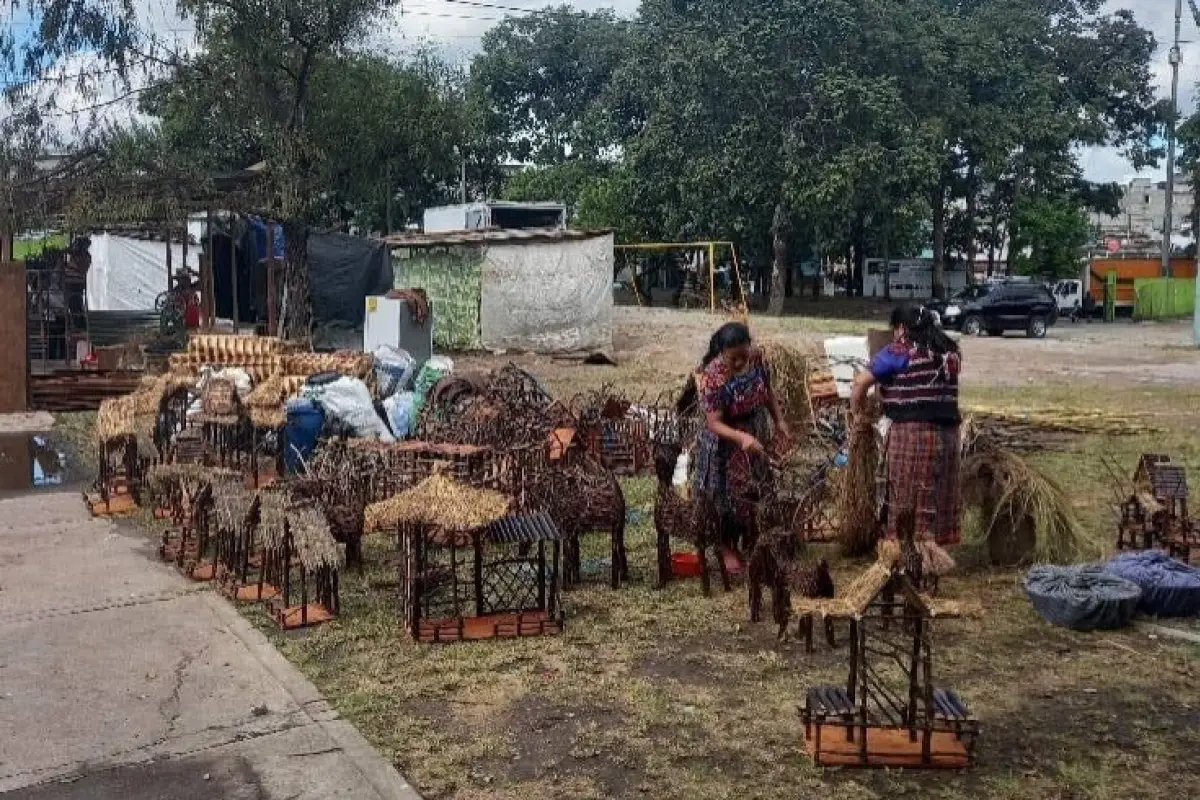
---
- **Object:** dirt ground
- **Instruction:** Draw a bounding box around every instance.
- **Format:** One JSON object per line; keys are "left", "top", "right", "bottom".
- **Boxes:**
{"left": 456, "top": 305, "right": 1200, "bottom": 400}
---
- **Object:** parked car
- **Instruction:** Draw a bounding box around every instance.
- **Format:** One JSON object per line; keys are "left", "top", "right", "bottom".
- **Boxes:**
{"left": 956, "top": 282, "right": 1059, "bottom": 338}
{"left": 926, "top": 285, "right": 992, "bottom": 329}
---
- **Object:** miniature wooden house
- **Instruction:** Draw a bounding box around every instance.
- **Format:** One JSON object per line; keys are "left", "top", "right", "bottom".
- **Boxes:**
{"left": 243, "top": 373, "right": 306, "bottom": 487}
{"left": 799, "top": 561, "right": 980, "bottom": 769}
{"left": 211, "top": 479, "right": 260, "bottom": 591}
{"left": 198, "top": 374, "right": 250, "bottom": 469}
{"left": 245, "top": 489, "right": 343, "bottom": 629}
{"left": 1120, "top": 454, "right": 1195, "bottom": 559}
{"left": 90, "top": 394, "right": 146, "bottom": 515}
{"left": 370, "top": 475, "right": 565, "bottom": 643}
{"left": 150, "top": 464, "right": 239, "bottom": 581}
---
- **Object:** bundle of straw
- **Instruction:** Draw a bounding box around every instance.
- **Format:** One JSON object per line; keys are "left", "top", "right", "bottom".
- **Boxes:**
{"left": 758, "top": 342, "right": 812, "bottom": 430}
{"left": 95, "top": 395, "right": 137, "bottom": 442}
{"left": 876, "top": 537, "right": 956, "bottom": 577}
{"left": 961, "top": 446, "right": 1095, "bottom": 565}
{"left": 364, "top": 474, "right": 510, "bottom": 532}
{"left": 288, "top": 504, "right": 344, "bottom": 571}
{"left": 837, "top": 418, "right": 882, "bottom": 557}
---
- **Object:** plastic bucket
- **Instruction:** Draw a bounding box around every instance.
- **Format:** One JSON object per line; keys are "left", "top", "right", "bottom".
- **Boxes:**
{"left": 285, "top": 398, "right": 325, "bottom": 474}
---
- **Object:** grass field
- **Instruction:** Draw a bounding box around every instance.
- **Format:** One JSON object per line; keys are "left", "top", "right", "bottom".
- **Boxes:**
{"left": 53, "top": 309, "right": 1200, "bottom": 799}
{"left": 245, "top": 382, "right": 1200, "bottom": 800}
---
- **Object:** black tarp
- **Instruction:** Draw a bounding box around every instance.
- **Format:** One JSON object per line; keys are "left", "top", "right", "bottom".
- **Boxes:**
{"left": 308, "top": 231, "right": 393, "bottom": 328}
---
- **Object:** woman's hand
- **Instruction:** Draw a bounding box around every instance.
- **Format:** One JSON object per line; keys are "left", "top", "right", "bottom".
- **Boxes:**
{"left": 739, "top": 433, "right": 765, "bottom": 454}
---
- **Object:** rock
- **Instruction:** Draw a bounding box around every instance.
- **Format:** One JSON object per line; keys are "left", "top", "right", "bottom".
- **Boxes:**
{"left": 251, "top": 704, "right": 269, "bottom": 716}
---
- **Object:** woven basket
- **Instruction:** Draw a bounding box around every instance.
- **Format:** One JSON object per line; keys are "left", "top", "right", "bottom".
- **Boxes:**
{"left": 202, "top": 377, "right": 241, "bottom": 418}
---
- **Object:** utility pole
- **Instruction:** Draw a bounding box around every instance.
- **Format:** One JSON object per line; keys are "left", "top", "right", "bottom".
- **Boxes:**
{"left": 460, "top": 158, "right": 468, "bottom": 204}
{"left": 1164, "top": 0, "right": 1183, "bottom": 277}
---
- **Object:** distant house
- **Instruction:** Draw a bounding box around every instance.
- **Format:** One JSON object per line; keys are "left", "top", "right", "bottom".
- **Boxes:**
{"left": 386, "top": 227, "right": 613, "bottom": 354}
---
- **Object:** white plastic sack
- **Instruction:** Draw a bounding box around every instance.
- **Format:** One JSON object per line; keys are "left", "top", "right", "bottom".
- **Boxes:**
{"left": 373, "top": 345, "right": 416, "bottom": 399}
{"left": 383, "top": 391, "right": 416, "bottom": 439}
{"left": 304, "top": 377, "right": 394, "bottom": 443}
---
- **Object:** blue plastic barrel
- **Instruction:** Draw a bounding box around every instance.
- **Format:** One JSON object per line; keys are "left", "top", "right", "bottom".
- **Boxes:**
{"left": 284, "top": 398, "right": 325, "bottom": 474}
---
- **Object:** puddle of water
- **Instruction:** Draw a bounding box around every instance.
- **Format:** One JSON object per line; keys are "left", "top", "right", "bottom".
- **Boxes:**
{"left": 0, "top": 433, "right": 68, "bottom": 492}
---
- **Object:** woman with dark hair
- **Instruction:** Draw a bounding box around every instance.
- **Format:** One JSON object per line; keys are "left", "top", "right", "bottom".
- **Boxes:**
{"left": 850, "top": 304, "right": 962, "bottom": 551}
{"left": 691, "top": 322, "right": 791, "bottom": 559}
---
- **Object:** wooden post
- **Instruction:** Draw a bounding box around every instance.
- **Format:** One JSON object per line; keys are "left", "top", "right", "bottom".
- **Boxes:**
{"left": 266, "top": 221, "right": 277, "bottom": 332}
{"left": 907, "top": 615, "right": 923, "bottom": 740}
{"left": 549, "top": 540, "right": 560, "bottom": 617}
{"left": 0, "top": 259, "right": 29, "bottom": 413}
{"left": 474, "top": 533, "right": 484, "bottom": 616}
{"left": 859, "top": 623, "right": 869, "bottom": 762}
{"left": 229, "top": 214, "right": 239, "bottom": 331}
{"left": 205, "top": 209, "right": 216, "bottom": 328}
{"left": 537, "top": 540, "right": 546, "bottom": 611}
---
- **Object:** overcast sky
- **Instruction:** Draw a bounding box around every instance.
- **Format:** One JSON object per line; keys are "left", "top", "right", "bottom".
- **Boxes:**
{"left": 2, "top": 0, "right": 1194, "bottom": 184}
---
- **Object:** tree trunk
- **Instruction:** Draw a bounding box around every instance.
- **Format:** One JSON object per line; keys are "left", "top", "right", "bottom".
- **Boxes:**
{"left": 1007, "top": 168, "right": 1022, "bottom": 275}
{"left": 931, "top": 175, "right": 948, "bottom": 300}
{"left": 988, "top": 198, "right": 998, "bottom": 277}
{"left": 281, "top": 219, "right": 312, "bottom": 342}
{"left": 883, "top": 213, "right": 892, "bottom": 301}
{"left": 767, "top": 201, "right": 788, "bottom": 315}
{"left": 851, "top": 214, "right": 866, "bottom": 298}
{"left": 965, "top": 157, "right": 978, "bottom": 284}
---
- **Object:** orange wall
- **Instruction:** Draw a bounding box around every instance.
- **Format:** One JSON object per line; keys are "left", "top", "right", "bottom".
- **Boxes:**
{"left": 1088, "top": 258, "right": 1197, "bottom": 304}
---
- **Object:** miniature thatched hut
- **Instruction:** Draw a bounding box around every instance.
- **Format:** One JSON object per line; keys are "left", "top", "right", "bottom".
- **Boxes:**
{"left": 369, "top": 474, "right": 565, "bottom": 643}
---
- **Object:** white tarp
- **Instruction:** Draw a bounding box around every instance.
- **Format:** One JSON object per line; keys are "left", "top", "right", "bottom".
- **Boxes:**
{"left": 478, "top": 234, "right": 614, "bottom": 353}
{"left": 87, "top": 234, "right": 200, "bottom": 311}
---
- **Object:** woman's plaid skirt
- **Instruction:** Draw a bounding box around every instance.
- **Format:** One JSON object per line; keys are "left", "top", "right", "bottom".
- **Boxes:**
{"left": 883, "top": 421, "right": 962, "bottom": 546}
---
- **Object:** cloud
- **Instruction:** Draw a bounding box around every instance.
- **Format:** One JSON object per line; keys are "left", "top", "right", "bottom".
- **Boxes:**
{"left": 1082, "top": 1, "right": 1200, "bottom": 183}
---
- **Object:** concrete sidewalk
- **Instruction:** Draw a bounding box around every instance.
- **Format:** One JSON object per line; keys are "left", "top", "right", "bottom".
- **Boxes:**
{"left": 0, "top": 490, "right": 420, "bottom": 799}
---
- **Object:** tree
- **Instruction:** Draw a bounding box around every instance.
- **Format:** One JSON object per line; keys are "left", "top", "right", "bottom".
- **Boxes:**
{"left": 1011, "top": 197, "right": 1090, "bottom": 279}
{"left": 469, "top": 8, "right": 637, "bottom": 165}
{"left": 6, "top": 0, "right": 403, "bottom": 338}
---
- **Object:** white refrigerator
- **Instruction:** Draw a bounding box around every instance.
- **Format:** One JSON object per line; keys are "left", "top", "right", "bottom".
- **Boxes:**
{"left": 363, "top": 295, "right": 433, "bottom": 365}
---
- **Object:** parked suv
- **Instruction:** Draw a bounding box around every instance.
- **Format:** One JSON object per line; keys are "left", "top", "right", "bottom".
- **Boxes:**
{"left": 958, "top": 282, "right": 1058, "bottom": 338}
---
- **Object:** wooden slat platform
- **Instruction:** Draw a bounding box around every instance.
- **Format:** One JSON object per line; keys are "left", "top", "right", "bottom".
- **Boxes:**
{"left": 274, "top": 602, "right": 336, "bottom": 630}
{"left": 417, "top": 611, "right": 562, "bottom": 644}
{"left": 85, "top": 492, "right": 139, "bottom": 517}
{"left": 805, "top": 725, "right": 971, "bottom": 769}
{"left": 236, "top": 582, "right": 282, "bottom": 602}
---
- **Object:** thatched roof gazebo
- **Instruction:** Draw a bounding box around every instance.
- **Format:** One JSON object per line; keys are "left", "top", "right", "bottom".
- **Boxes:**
{"left": 377, "top": 475, "right": 566, "bottom": 643}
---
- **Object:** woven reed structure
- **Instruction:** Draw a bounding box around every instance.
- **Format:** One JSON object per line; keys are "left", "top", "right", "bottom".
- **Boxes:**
{"left": 799, "top": 564, "right": 980, "bottom": 769}
{"left": 384, "top": 476, "right": 565, "bottom": 643}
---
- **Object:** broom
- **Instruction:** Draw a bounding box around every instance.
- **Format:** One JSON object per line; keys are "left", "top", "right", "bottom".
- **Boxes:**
{"left": 838, "top": 413, "right": 882, "bottom": 557}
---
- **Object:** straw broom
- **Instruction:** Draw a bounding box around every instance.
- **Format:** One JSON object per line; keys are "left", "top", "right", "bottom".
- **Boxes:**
{"left": 759, "top": 342, "right": 812, "bottom": 430}
{"left": 837, "top": 414, "right": 881, "bottom": 557}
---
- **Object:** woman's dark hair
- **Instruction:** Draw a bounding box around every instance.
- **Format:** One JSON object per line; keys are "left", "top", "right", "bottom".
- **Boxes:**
{"left": 701, "top": 322, "right": 752, "bottom": 367}
{"left": 890, "top": 304, "right": 959, "bottom": 356}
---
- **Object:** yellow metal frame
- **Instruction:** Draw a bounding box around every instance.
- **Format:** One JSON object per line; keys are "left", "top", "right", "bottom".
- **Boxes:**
{"left": 614, "top": 241, "right": 747, "bottom": 312}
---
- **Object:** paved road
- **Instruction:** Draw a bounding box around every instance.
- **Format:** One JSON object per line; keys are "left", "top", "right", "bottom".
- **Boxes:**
{"left": 0, "top": 489, "right": 419, "bottom": 799}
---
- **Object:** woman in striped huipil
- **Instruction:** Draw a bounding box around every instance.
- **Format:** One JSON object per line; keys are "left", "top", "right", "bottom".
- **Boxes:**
{"left": 851, "top": 305, "right": 963, "bottom": 553}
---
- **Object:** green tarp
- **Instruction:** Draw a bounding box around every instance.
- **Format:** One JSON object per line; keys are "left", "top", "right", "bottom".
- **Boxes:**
{"left": 393, "top": 248, "right": 483, "bottom": 350}
{"left": 1133, "top": 278, "right": 1196, "bottom": 320}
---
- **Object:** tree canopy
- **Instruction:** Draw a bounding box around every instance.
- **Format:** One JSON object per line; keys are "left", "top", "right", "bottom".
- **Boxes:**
{"left": 1, "top": 0, "right": 1168, "bottom": 306}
